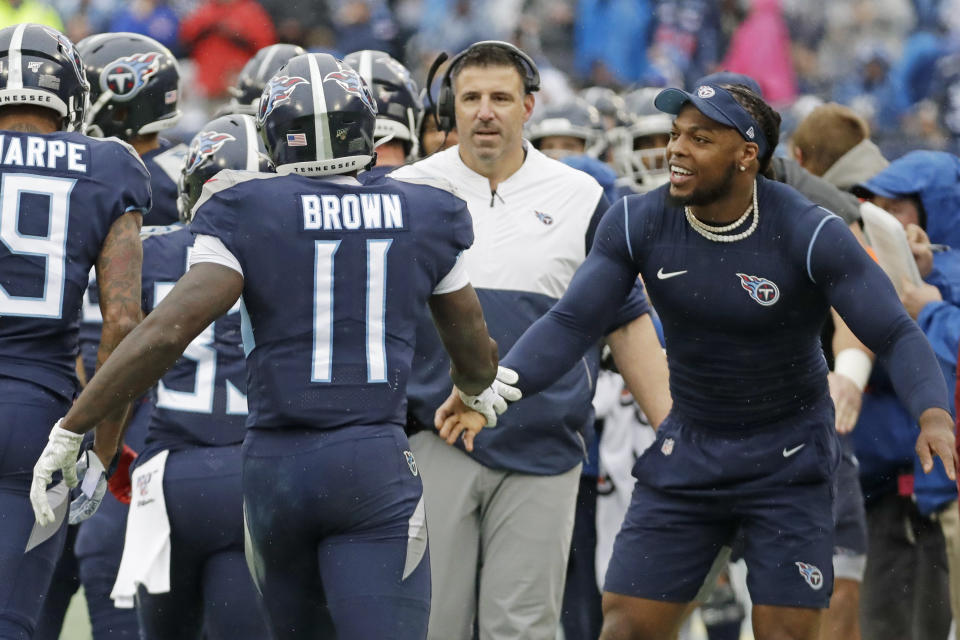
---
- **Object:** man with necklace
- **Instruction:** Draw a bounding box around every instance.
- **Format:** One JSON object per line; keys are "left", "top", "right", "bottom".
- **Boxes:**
{"left": 444, "top": 82, "right": 958, "bottom": 640}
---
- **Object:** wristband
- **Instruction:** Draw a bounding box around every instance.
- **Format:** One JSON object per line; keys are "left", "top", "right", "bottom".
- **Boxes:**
{"left": 834, "top": 348, "right": 872, "bottom": 391}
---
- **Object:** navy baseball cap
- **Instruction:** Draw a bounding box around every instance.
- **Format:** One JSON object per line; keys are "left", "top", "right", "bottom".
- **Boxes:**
{"left": 654, "top": 84, "right": 768, "bottom": 158}
{"left": 694, "top": 71, "right": 762, "bottom": 97}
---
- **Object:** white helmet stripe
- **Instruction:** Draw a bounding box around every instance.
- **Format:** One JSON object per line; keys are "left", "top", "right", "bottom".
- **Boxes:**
{"left": 7, "top": 23, "right": 28, "bottom": 90}
{"left": 306, "top": 54, "right": 332, "bottom": 160}
{"left": 243, "top": 113, "right": 259, "bottom": 171}
{"left": 257, "top": 46, "right": 279, "bottom": 82}
{"left": 358, "top": 50, "right": 373, "bottom": 87}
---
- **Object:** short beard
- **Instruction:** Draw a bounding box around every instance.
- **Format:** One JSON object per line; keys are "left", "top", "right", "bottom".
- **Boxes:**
{"left": 665, "top": 161, "right": 737, "bottom": 208}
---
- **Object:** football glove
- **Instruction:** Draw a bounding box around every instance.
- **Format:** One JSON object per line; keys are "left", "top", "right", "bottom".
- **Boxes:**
{"left": 68, "top": 448, "right": 108, "bottom": 525}
{"left": 457, "top": 366, "right": 522, "bottom": 427}
{"left": 31, "top": 419, "right": 84, "bottom": 527}
{"left": 107, "top": 444, "right": 138, "bottom": 505}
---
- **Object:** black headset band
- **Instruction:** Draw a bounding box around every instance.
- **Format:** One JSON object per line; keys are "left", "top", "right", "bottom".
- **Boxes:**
{"left": 437, "top": 40, "right": 540, "bottom": 95}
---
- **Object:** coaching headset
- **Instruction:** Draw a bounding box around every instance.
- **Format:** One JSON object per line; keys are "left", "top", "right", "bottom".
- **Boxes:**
{"left": 425, "top": 40, "right": 541, "bottom": 133}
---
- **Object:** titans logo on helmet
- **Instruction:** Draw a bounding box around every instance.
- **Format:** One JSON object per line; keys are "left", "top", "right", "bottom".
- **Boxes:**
{"left": 794, "top": 561, "right": 824, "bottom": 590}
{"left": 736, "top": 273, "right": 780, "bottom": 306}
{"left": 323, "top": 69, "right": 378, "bottom": 115}
{"left": 257, "top": 75, "right": 309, "bottom": 126}
{"left": 43, "top": 27, "right": 86, "bottom": 86}
{"left": 100, "top": 52, "right": 161, "bottom": 102}
{"left": 185, "top": 130, "right": 236, "bottom": 173}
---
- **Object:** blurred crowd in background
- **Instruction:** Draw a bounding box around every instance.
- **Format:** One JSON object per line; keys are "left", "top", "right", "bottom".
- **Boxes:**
{"left": 8, "top": 0, "right": 960, "bottom": 161}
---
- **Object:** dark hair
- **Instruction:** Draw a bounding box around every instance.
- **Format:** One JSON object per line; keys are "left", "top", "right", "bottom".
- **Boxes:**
{"left": 723, "top": 84, "right": 781, "bottom": 179}
{"left": 450, "top": 44, "right": 531, "bottom": 93}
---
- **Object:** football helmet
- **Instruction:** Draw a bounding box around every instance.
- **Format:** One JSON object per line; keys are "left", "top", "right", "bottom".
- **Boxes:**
{"left": 343, "top": 49, "right": 423, "bottom": 158}
{"left": 257, "top": 53, "right": 377, "bottom": 176}
{"left": 579, "top": 86, "right": 630, "bottom": 131}
{"left": 611, "top": 88, "right": 672, "bottom": 193}
{"left": 76, "top": 32, "right": 180, "bottom": 139}
{"left": 0, "top": 23, "right": 88, "bottom": 131}
{"left": 227, "top": 43, "right": 306, "bottom": 115}
{"left": 526, "top": 98, "right": 605, "bottom": 159}
{"left": 178, "top": 113, "right": 270, "bottom": 222}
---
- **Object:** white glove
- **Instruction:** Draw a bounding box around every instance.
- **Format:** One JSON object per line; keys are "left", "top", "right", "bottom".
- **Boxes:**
{"left": 68, "top": 449, "right": 108, "bottom": 525}
{"left": 457, "top": 366, "right": 522, "bottom": 427}
{"left": 31, "top": 419, "right": 84, "bottom": 527}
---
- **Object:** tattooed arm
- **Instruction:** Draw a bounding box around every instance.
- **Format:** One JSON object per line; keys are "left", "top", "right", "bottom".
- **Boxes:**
{"left": 92, "top": 211, "right": 143, "bottom": 465}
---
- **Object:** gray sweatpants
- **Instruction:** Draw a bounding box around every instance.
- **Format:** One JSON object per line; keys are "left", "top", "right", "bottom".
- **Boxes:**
{"left": 410, "top": 432, "right": 581, "bottom": 640}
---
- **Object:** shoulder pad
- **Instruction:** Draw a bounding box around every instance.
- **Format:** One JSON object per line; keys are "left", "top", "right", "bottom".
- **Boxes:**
{"left": 150, "top": 143, "right": 189, "bottom": 183}
{"left": 98, "top": 136, "right": 149, "bottom": 171}
{"left": 193, "top": 169, "right": 278, "bottom": 212}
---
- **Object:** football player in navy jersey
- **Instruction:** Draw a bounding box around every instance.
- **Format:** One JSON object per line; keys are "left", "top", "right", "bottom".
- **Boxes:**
{"left": 105, "top": 113, "right": 271, "bottom": 639}
{"left": 443, "top": 83, "right": 959, "bottom": 640}
{"left": 35, "top": 32, "right": 190, "bottom": 640}
{"left": 394, "top": 41, "right": 669, "bottom": 640}
{"left": 0, "top": 23, "right": 150, "bottom": 640}
{"left": 31, "top": 52, "right": 504, "bottom": 640}
{"left": 344, "top": 49, "right": 423, "bottom": 180}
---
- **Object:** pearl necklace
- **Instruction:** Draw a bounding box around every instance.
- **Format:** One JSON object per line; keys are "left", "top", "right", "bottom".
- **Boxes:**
{"left": 685, "top": 180, "right": 759, "bottom": 243}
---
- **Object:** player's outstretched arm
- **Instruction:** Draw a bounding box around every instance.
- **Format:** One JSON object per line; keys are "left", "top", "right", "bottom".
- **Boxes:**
{"left": 429, "top": 283, "right": 498, "bottom": 396}
{"left": 92, "top": 211, "right": 144, "bottom": 465}
{"left": 32, "top": 263, "right": 243, "bottom": 525}
{"left": 71, "top": 263, "right": 243, "bottom": 436}
{"left": 811, "top": 216, "right": 957, "bottom": 479}
{"left": 501, "top": 205, "right": 641, "bottom": 397}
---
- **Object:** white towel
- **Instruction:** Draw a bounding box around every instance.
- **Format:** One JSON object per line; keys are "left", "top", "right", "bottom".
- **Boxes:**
{"left": 110, "top": 450, "right": 171, "bottom": 609}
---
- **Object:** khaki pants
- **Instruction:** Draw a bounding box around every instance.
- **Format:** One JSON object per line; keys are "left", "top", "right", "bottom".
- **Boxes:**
{"left": 410, "top": 432, "right": 581, "bottom": 640}
{"left": 937, "top": 500, "right": 960, "bottom": 640}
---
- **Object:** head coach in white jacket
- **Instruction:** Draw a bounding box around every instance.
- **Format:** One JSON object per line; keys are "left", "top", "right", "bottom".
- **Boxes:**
{"left": 391, "top": 41, "right": 671, "bottom": 640}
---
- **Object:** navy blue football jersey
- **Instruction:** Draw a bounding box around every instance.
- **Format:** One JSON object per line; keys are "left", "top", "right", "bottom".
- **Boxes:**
{"left": 504, "top": 176, "right": 949, "bottom": 429}
{"left": 141, "top": 139, "right": 187, "bottom": 227}
{"left": 140, "top": 225, "right": 247, "bottom": 449}
{"left": 190, "top": 171, "right": 472, "bottom": 430}
{"left": 0, "top": 132, "right": 151, "bottom": 399}
{"left": 357, "top": 164, "right": 396, "bottom": 184}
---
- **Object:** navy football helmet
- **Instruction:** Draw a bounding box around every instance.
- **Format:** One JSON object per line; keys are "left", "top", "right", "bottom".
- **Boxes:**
{"left": 343, "top": 50, "right": 423, "bottom": 158}
{"left": 257, "top": 53, "right": 377, "bottom": 176}
{"left": 227, "top": 43, "right": 306, "bottom": 115}
{"left": 178, "top": 113, "right": 271, "bottom": 222}
{"left": 76, "top": 32, "right": 180, "bottom": 139}
{"left": 526, "top": 99, "right": 605, "bottom": 159}
{"left": 0, "top": 23, "right": 88, "bottom": 131}
{"left": 611, "top": 88, "right": 672, "bottom": 193}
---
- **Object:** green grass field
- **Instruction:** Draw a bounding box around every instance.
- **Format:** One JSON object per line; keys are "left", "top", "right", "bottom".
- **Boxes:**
{"left": 58, "top": 589, "right": 91, "bottom": 640}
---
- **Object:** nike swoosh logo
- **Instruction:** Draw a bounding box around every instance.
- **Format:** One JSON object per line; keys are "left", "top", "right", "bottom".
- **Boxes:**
{"left": 782, "top": 444, "right": 806, "bottom": 458}
{"left": 657, "top": 268, "right": 688, "bottom": 280}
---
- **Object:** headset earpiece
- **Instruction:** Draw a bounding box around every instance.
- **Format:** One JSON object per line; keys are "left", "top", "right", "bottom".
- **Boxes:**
{"left": 437, "top": 78, "right": 456, "bottom": 133}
